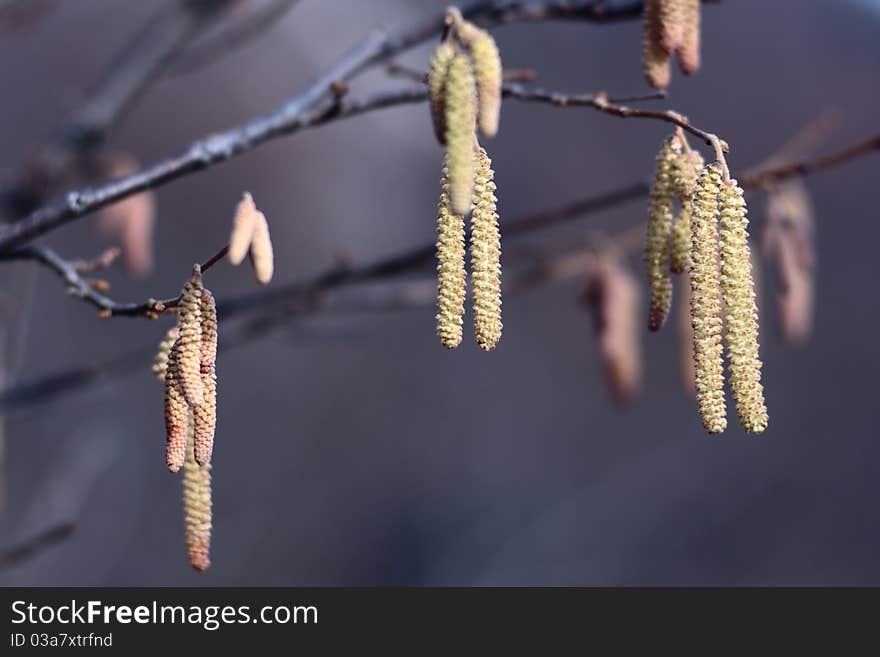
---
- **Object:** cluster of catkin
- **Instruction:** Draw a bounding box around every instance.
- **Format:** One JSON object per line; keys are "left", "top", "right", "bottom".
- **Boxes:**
{"left": 643, "top": 0, "right": 701, "bottom": 89}
{"left": 430, "top": 8, "right": 503, "bottom": 351}
{"left": 155, "top": 267, "right": 218, "bottom": 571}
{"left": 228, "top": 192, "right": 274, "bottom": 285}
{"left": 646, "top": 135, "right": 768, "bottom": 434}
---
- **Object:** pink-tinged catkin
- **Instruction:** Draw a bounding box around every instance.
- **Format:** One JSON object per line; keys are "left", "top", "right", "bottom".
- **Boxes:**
{"left": 428, "top": 41, "right": 456, "bottom": 145}
{"left": 164, "top": 341, "right": 189, "bottom": 472}
{"left": 689, "top": 163, "right": 727, "bottom": 434}
{"left": 249, "top": 210, "right": 274, "bottom": 285}
{"left": 182, "top": 425, "right": 212, "bottom": 572}
{"left": 677, "top": 0, "right": 701, "bottom": 75}
{"left": 643, "top": 0, "right": 672, "bottom": 89}
{"left": 658, "top": 0, "right": 686, "bottom": 54}
{"left": 470, "top": 146, "right": 502, "bottom": 351}
{"left": 199, "top": 289, "right": 218, "bottom": 374}
{"left": 644, "top": 136, "right": 681, "bottom": 330}
{"left": 436, "top": 162, "right": 467, "bottom": 349}
{"left": 228, "top": 192, "right": 259, "bottom": 266}
{"left": 719, "top": 180, "right": 768, "bottom": 434}
{"left": 193, "top": 366, "right": 217, "bottom": 465}
{"left": 176, "top": 270, "right": 204, "bottom": 407}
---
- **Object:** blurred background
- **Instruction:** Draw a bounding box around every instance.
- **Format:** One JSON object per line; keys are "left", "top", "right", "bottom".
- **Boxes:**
{"left": 0, "top": 0, "right": 878, "bottom": 585}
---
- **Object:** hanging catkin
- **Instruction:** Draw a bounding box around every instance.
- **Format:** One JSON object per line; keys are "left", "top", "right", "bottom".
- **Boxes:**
{"left": 677, "top": 0, "right": 701, "bottom": 75}
{"left": 719, "top": 180, "right": 768, "bottom": 433}
{"left": 164, "top": 341, "right": 189, "bottom": 472}
{"left": 644, "top": 136, "right": 680, "bottom": 330}
{"left": 689, "top": 163, "right": 727, "bottom": 434}
{"left": 229, "top": 192, "right": 259, "bottom": 266}
{"left": 152, "top": 326, "right": 179, "bottom": 382}
{"left": 670, "top": 148, "right": 704, "bottom": 274}
{"left": 199, "top": 289, "right": 218, "bottom": 374}
{"left": 194, "top": 288, "right": 218, "bottom": 464}
{"left": 182, "top": 423, "right": 212, "bottom": 571}
{"left": 643, "top": 0, "right": 672, "bottom": 89}
{"left": 444, "top": 52, "right": 478, "bottom": 216}
{"left": 470, "top": 146, "right": 502, "bottom": 351}
{"left": 658, "top": 0, "right": 685, "bottom": 54}
{"left": 428, "top": 42, "right": 456, "bottom": 145}
{"left": 436, "top": 162, "right": 467, "bottom": 349}
{"left": 456, "top": 21, "right": 502, "bottom": 138}
{"left": 249, "top": 210, "right": 274, "bottom": 285}
{"left": 177, "top": 270, "right": 204, "bottom": 407}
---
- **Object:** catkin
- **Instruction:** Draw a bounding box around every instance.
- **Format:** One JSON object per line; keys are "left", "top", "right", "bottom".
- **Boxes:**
{"left": 249, "top": 210, "right": 274, "bottom": 285}
{"left": 677, "top": 0, "right": 701, "bottom": 75}
{"left": 436, "top": 164, "right": 467, "bottom": 349}
{"left": 670, "top": 148, "right": 704, "bottom": 274}
{"left": 689, "top": 164, "right": 727, "bottom": 434}
{"left": 199, "top": 289, "right": 218, "bottom": 374}
{"left": 182, "top": 422, "right": 212, "bottom": 572}
{"left": 164, "top": 341, "right": 189, "bottom": 472}
{"left": 658, "top": 0, "right": 685, "bottom": 54}
{"left": 428, "top": 42, "right": 456, "bottom": 145}
{"left": 643, "top": 0, "right": 672, "bottom": 89}
{"left": 177, "top": 271, "right": 204, "bottom": 407}
{"left": 719, "top": 180, "right": 768, "bottom": 433}
{"left": 457, "top": 21, "right": 502, "bottom": 138}
{"left": 229, "top": 192, "right": 259, "bottom": 266}
{"left": 153, "top": 326, "right": 179, "bottom": 383}
{"left": 193, "top": 367, "right": 217, "bottom": 465}
{"left": 444, "top": 53, "right": 478, "bottom": 215}
{"left": 644, "top": 136, "right": 680, "bottom": 330}
{"left": 470, "top": 147, "right": 502, "bottom": 351}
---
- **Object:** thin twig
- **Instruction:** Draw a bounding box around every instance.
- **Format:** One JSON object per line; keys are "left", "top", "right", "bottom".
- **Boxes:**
{"left": 0, "top": 523, "right": 75, "bottom": 569}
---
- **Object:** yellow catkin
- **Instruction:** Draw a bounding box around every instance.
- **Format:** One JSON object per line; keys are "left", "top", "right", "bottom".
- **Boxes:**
{"left": 249, "top": 210, "right": 274, "bottom": 284}
{"left": 436, "top": 164, "right": 467, "bottom": 349}
{"left": 193, "top": 367, "right": 217, "bottom": 465}
{"left": 719, "top": 180, "right": 768, "bottom": 434}
{"left": 643, "top": 0, "right": 672, "bottom": 89}
{"left": 658, "top": 0, "right": 685, "bottom": 54}
{"left": 199, "top": 289, "right": 218, "bottom": 374}
{"left": 444, "top": 52, "right": 478, "bottom": 216}
{"left": 428, "top": 42, "right": 456, "bottom": 145}
{"left": 164, "top": 341, "right": 189, "bottom": 472}
{"left": 670, "top": 148, "right": 704, "bottom": 274}
{"left": 182, "top": 420, "right": 212, "bottom": 572}
{"left": 644, "top": 136, "right": 680, "bottom": 330}
{"left": 152, "top": 326, "right": 179, "bottom": 383}
{"left": 177, "top": 271, "right": 204, "bottom": 407}
{"left": 677, "top": 0, "right": 701, "bottom": 75}
{"left": 457, "top": 21, "right": 502, "bottom": 138}
{"left": 470, "top": 147, "right": 502, "bottom": 351}
{"left": 689, "top": 164, "right": 727, "bottom": 434}
{"left": 228, "top": 192, "right": 259, "bottom": 265}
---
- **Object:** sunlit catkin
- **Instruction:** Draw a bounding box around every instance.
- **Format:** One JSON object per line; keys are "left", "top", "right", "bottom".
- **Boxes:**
{"left": 456, "top": 21, "right": 502, "bottom": 137}
{"left": 193, "top": 367, "right": 217, "bottom": 465}
{"left": 689, "top": 164, "right": 726, "bottom": 434}
{"left": 719, "top": 180, "right": 768, "bottom": 434}
{"left": 199, "top": 289, "right": 218, "bottom": 374}
{"left": 164, "top": 341, "right": 189, "bottom": 472}
{"left": 444, "top": 52, "right": 477, "bottom": 215}
{"left": 228, "top": 192, "right": 259, "bottom": 266}
{"left": 643, "top": 0, "right": 671, "bottom": 89}
{"left": 428, "top": 42, "right": 456, "bottom": 145}
{"left": 249, "top": 210, "right": 274, "bottom": 285}
{"left": 644, "top": 136, "right": 680, "bottom": 330}
{"left": 152, "top": 326, "right": 179, "bottom": 382}
{"left": 436, "top": 164, "right": 467, "bottom": 349}
{"left": 677, "top": 0, "right": 701, "bottom": 75}
{"left": 670, "top": 148, "right": 704, "bottom": 274}
{"left": 177, "top": 270, "right": 204, "bottom": 407}
{"left": 470, "top": 147, "right": 502, "bottom": 351}
{"left": 182, "top": 424, "right": 212, "bottom": 571}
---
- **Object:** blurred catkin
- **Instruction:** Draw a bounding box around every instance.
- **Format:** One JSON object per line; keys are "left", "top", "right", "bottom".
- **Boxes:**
{"left": 677, "top": 0, "right": 701, "bottom": 75}
{"left": 249, "top": 210, "right": 274, "bottom": 285}
{"left": 670, "top": 148, "right": 704, "bottom": 274}
{"left": 719, "top": 180, "right": 768, "bottom": 433}
{"left": 164, "top": 341, "right": 189, "bottom": 472}
{"left": 643, "top": 0, "right": 671, "bottom": 89}
{"left": 182, "top": 423, "right": 212, "bottom": 572}
{"left": 470, "top": 147, "right": 502, "bottom": 351}
{"left": 199, "top": 289, "right": 218, "bottom": 374}
{"left": 193, "top": 367, "right": 217, "bottom": 465}
{"left": 689, "top": 164, "right": 726, "bottom": 434}
{"left": 644, "top": 136, "right": 680, "bottom": 330}
{"left": 229, "top": 192, "right": 259, "bottom": 266}
{"left": 152, "top": 326, "right": 179, "bottom": 383}
{"left": 436, "top": 164, "right": 467, "bottom": 349}
{"left": 428, "top": 42, "right": 456, "bottom": 145}
{"left": 457, "top": 21, "right": 502, "bottom": 137}
{"left": 176, "top": 271, "right": 204, "bottom": 407}
{"left": 658, "top": 0, "right": 685, "bottom": 54}
{"left": 444, "top": 52, "right": 478, "bottom": 215}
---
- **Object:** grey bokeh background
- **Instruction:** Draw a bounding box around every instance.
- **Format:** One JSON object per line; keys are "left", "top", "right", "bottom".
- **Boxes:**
{"left": 1, "top": 0, "right": 878, "bottom": 585}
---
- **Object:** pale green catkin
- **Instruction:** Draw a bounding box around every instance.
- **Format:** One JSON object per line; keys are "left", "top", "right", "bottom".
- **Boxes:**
{"left": 644, "top": 136, "right": 680, "bottom": 330}
{"left": 428, "top": 42, "right": 456, "bottom": 145}
{"left": 456, "top": 21, "right": 502, "bottom": 138}
{"left": 182, "top": 420, "right": 212, "bottom": 571}
{"left": 444, "top": 52, "right": 478, "bottom": 216}
{"left": 719, "top": 180, "right": 768, "bottom": 433}
{"left": 436, "top": 164, "right": 467, "bottom": 349}
{"left": 470, "top": 147, "right": 502, "bottom": 351}
{"left": 670, "top": 148, "right": 704, "bottom": 274}
{"left": 689, "top": 163, "right": 727, "bottom": 434}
